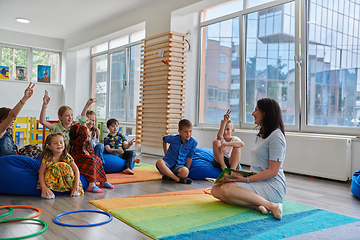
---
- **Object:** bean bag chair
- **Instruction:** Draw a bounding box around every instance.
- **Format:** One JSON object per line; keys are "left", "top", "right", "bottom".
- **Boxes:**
{"left": 0, "top": 155, "right": 89, "bottom": 196}
{"left": 102, "top": 154, "right": 135, "bottom": 173}
{"left": 188, "top": 148, "right": 242, "bottom": 180}
{"left": 351, "top": 170, "right": 360, "bottom": 199}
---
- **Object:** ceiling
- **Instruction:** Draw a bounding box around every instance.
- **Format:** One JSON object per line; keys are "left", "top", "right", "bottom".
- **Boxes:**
{"left": 0, "top": 0, "right": 154, "bottom": 39}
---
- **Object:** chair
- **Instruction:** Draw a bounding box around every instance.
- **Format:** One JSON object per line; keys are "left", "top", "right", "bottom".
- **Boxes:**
{"left": 12, "top": 117, "right": 30, "bottom": 146}
{"left": 42, "top": 120, "right": 59, "bottom": 148}
{"left": 29, "top": 117, "right": 45, "bottom": 146}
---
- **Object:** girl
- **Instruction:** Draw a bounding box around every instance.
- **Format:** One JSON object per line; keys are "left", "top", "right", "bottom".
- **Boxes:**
{"left": 0, "top": 83, "right": 41, "bottom": 158}
{"left": 80, "top": 98, "right": 105, "bottom": 164}
{"left": 211, "top": 98, "right": 286, "bottom": 220}
{"left": 38, "top": 133, "right": 83, "bottom": 199}
{"left": 40, "top": 90, "right": 74, "bottom": 145}
{"left": 69, "top": 117, "right": 113, "bottom": 193}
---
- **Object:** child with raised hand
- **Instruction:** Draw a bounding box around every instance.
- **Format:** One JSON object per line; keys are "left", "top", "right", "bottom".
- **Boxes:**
{"left": 156, "top": 119, "right": 197, "bottom": 184}
{"left": 69, "top": 116, "right": 113, "bottom": 193}
{"left": 0, "top": 83, "right": 42, "bottom": 158}
{"left": 213, "top": 109, "right": 244, "bottom": 170}
{"left": 80, "top": 98, "right": 105, "bottom": 164}
{"left": 104, "top": 118, "right": 140, "bottom": 175}
{"left": 40, "top": 90, "right": 73, "bottom": 145}
{"left": 38, "top": 133, "right": 83, "bottom": 199}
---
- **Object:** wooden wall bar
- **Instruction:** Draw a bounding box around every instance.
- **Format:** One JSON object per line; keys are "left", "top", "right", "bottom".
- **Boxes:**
{"left": 137, "top": 31, "right": 187, "bottom": 148}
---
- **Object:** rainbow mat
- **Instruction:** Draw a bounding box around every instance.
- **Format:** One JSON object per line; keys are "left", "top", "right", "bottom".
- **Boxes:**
{"left": 105, "top": 162, "right": 162, "bottom": 185}
{"left": 90, "top": 189, "right": 360, "bottom": 240}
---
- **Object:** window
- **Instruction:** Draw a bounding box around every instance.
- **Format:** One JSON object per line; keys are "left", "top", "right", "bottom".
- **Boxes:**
{"left": 91, "top": 31, "right": 144, "bottom": 122}
{"left": 199, "top": 17, "right": 240, "bottom": 125}
{"left": 0, "top": 44, "right": 61, "bottom": 83}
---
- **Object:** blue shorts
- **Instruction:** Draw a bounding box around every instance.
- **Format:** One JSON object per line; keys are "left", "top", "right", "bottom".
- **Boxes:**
{"left": 156, "top": 164, "right": 184, "bottom": 176}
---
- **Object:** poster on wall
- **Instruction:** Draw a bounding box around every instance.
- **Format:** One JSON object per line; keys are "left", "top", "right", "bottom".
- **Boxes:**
{"left": 0, "top": 66, "right": 9, "bottom": 79}
{"left": 126, "top": 127, "right": 132, "bottom": 136}
{"left": 38, "top": 65, "right": 51, "bottom": 83}
{"left": 16, "top": 66, "right": 27, "bottom": 81}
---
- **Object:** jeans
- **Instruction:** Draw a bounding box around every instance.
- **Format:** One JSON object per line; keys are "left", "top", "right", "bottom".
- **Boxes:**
{"left": 93, "top": 143, "right": 105, "bottom": 164}
{"left": 110, "top": 150, "right": 136, "bottom": 169}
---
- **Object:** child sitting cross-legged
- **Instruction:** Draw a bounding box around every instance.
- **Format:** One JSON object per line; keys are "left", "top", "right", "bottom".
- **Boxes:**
{"left": 213, "top": 109, "right": 244, "bottom": 170}
{"left": 38, "top": 133, "right": 84, "bottom": 199}
{"left": 156, "top": 119, "right": 198, "bottom": 184}
{"left": 104, "top": 118, "right": 140, "bottom": 175}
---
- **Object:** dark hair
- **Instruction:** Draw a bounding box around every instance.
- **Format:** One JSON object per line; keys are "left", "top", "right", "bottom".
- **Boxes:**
{"left": 0, "top": 107, "right": 11, "bottom": 123}
{"left": 69, "top": 124, "right": 92, "bottom": 153}
{"left": 86, "top": 110, "right": 99, "bottom": 139}
{"left": 106, "top": 118, "right": 119, "bottom": 128}
{"left": 256, "top": 98, "right": 285, "bottom": 139}
{"left": 178, "top": 119, "right": 192, "bottom": 130}
{"left": 41, "top": 133, "right": 67, "bottom": 162}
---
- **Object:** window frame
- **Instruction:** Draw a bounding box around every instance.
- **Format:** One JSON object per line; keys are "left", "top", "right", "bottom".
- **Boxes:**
{"left": 0, "top": 42, "right": 62, "bottom": 83}
{"left": 91, "top": 35, "right": 143, "bottom": 122}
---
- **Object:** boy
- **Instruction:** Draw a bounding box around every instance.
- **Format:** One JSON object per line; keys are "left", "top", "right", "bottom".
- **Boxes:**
{"left": 156, "top": 119, "right": 197, "bottom": 184}
{"left": 213, "top": 109, "right": 244, "bottom": 170}
{"left": 104, "top": 118, "right": 139, "bottom": 174}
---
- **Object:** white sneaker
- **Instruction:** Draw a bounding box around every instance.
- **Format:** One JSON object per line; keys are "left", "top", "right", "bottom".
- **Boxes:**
{"left": 41, "top": 192, "right": 55, "bottom": 199}
{"left": 71, "top": 191, "right": 81, "bottom": 197}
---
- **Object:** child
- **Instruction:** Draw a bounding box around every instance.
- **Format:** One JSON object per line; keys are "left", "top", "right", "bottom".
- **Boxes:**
{"left": 104, "top": 118, "right": 139, "bottom": 175}
{"left": 156, "top": 119, "right": 197, "bottom": 184}
{"left": 40, "top": 90, "right": 73, "bottom": 145}
{"left": 0, "top": 83, "right": 41, "bottom": 158}
{"left": 38, "top": 133, "right": 83, "bottom": 199}
{"left": 80, "top": 98, "right": 105, "bottom": 164}
{"left": 69, "top": 118, "right": 113, "bottom": 193}
{"left": 213, "top": 109, "right": 244, "bottom": 170}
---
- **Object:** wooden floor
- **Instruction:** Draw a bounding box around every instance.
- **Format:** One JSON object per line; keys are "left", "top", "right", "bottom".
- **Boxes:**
{"left": 1, "top": 152, "right": 360, "bottom": 240}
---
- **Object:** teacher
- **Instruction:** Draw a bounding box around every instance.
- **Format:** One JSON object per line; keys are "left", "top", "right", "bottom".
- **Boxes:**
{"left": 211, "top": 98, "right": 286, "bottom": 220}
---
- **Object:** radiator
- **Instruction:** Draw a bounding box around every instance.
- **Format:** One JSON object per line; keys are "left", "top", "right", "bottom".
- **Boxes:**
{"left": 193, "top": 129, "right": 354, "bottom": 181}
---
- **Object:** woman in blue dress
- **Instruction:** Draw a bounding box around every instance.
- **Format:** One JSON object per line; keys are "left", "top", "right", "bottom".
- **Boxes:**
{"left": 211, "top": 98, "right": 286, "bottom": 220}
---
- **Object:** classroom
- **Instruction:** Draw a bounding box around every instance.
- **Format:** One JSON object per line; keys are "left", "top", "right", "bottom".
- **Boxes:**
{"left": 1, "top": 0, "right": 360, "bottom": 239}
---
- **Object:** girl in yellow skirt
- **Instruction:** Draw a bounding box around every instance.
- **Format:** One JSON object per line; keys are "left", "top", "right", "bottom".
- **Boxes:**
{"left": 38, "top": 132, "right": 84, "bottom": 199}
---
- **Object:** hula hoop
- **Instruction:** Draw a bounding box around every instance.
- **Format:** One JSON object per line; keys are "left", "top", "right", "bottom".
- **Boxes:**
{"left": 0, "top": 206, "right": 14, "bottom": 218}
{"left": 53, "top": 210, "right": 113, "bottom": 227}
{"left": 0, "top": 205, "right": 41, "bottom": 219}
{"left": 0, "top": 218, "right": 48, "bottom": 240}
{"left": 204, "top": 188, "right": 212, "bottom": 195}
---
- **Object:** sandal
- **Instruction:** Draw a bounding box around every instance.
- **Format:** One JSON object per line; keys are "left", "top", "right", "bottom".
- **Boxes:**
{"left": 100, "top": 182, "right": 114, "bottom": 189}
{"left": 178, "top": 178, "right": 192, "bottom": 184}
{"left": 87, "top": 185, "right": 104, "bottom": 193}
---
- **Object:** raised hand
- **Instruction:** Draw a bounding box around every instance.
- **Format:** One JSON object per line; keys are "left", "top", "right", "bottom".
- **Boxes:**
{"left": 223, "top": 109, "right": 231, "bottom": 122}
{"left": 43, "top": 90, "right": 50, "bottom": 106}
{"left": 86, "top": 98, "right": 97, "bottom": 106}
{"left": 129, "top": 138, "right": 135, "bottom": 146}
{"left": 23, "top": 82, "right": 35, "bottom": 100}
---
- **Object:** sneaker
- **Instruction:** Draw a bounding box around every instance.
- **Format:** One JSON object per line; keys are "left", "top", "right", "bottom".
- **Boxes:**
{"left": 41, "top": 192, "right": 55, "bottom": 199}
{"left": 71, "top": 191, "right": 81, "bottom": 197}
{"left": 87, "top": 185, "right": 104, "bottom": 193}
{"left": 100, "top": 182, "right": 114, "bottom": 189}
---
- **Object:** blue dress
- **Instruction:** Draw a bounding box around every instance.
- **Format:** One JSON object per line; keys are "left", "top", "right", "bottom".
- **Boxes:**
{"left": 236, "top": 129, "right": 286, "bottom": 203}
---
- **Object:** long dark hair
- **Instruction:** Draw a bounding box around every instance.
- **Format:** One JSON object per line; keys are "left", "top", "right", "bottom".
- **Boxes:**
{"left": 256, "top": 98, "right": 285, "bottom": 139}
{"left": 69, "top": 124, "right": 92, "bottom": 152}
{"left": 41, "top": 133, "right": 68, "bottom": 162}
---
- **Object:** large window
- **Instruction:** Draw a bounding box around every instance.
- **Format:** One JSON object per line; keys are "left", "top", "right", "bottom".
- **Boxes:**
{"left": 0, "top": 44, "right": 60, "bottom": 83}
{"left": 199, "top": 0, "right": 360, "bottom": 134}
{"left": 91, "top": 31, "right": 144, "bottom": 122}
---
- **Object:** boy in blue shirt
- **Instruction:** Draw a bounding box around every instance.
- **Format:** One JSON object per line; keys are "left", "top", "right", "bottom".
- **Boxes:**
{"left": 104, "top": 118, "right": 139, "bottom": 174}
{"left": 156, "top": 119, "right": 197, "bottom": 184}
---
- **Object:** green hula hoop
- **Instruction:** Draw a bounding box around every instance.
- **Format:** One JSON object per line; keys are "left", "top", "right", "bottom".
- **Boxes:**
{"left": 0, "top": 218, "right": 48, "bottom": 240}
{"left": 0, "top": 206, "right": 14, "bottom": 218}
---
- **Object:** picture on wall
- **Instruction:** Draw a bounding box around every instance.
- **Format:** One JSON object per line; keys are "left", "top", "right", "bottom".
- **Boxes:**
{"left": 16, "top": 66, "right": 27, "bottom": 81}
{"left": 38, "top": 65, "right": 51, "bottom": 83}
{"left": 126, "top": 127, "right": 132, "bottom": 136}
{"left": 0, "top": 66, "right": 9, "bottom": 79}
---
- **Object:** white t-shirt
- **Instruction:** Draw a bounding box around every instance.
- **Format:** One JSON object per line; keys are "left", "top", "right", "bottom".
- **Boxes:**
{"left": 220, "top": 136, "right": 242, "bottom": 158}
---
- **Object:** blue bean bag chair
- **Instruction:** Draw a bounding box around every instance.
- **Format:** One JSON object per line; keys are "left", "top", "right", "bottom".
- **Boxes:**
{"left": 188, "top": 148, "right": 242, "bottom": 180}
{"left": 351, "top": 170, "right": 360, "bottom": 199}
{"left": 0, "top": 155, "right": 89, "bottom": 196}
{"left": 102, "top": 154, "right": 135, "bottom": 173}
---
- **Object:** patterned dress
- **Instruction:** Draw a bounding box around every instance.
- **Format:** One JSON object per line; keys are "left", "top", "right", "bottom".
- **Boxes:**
{"left": 70, "top": 126, "right": 107, "bottom": 183}
{"left": 37, "top": 153, "right": 84, "bottom": 194}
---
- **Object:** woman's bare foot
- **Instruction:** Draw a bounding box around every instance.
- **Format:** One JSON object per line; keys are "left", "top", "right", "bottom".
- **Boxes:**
{"left": 123, "top": 168, "right": 135, "bottom": 175}
{"left": 134, "top": 158, "right": 141, "bottom": 163}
